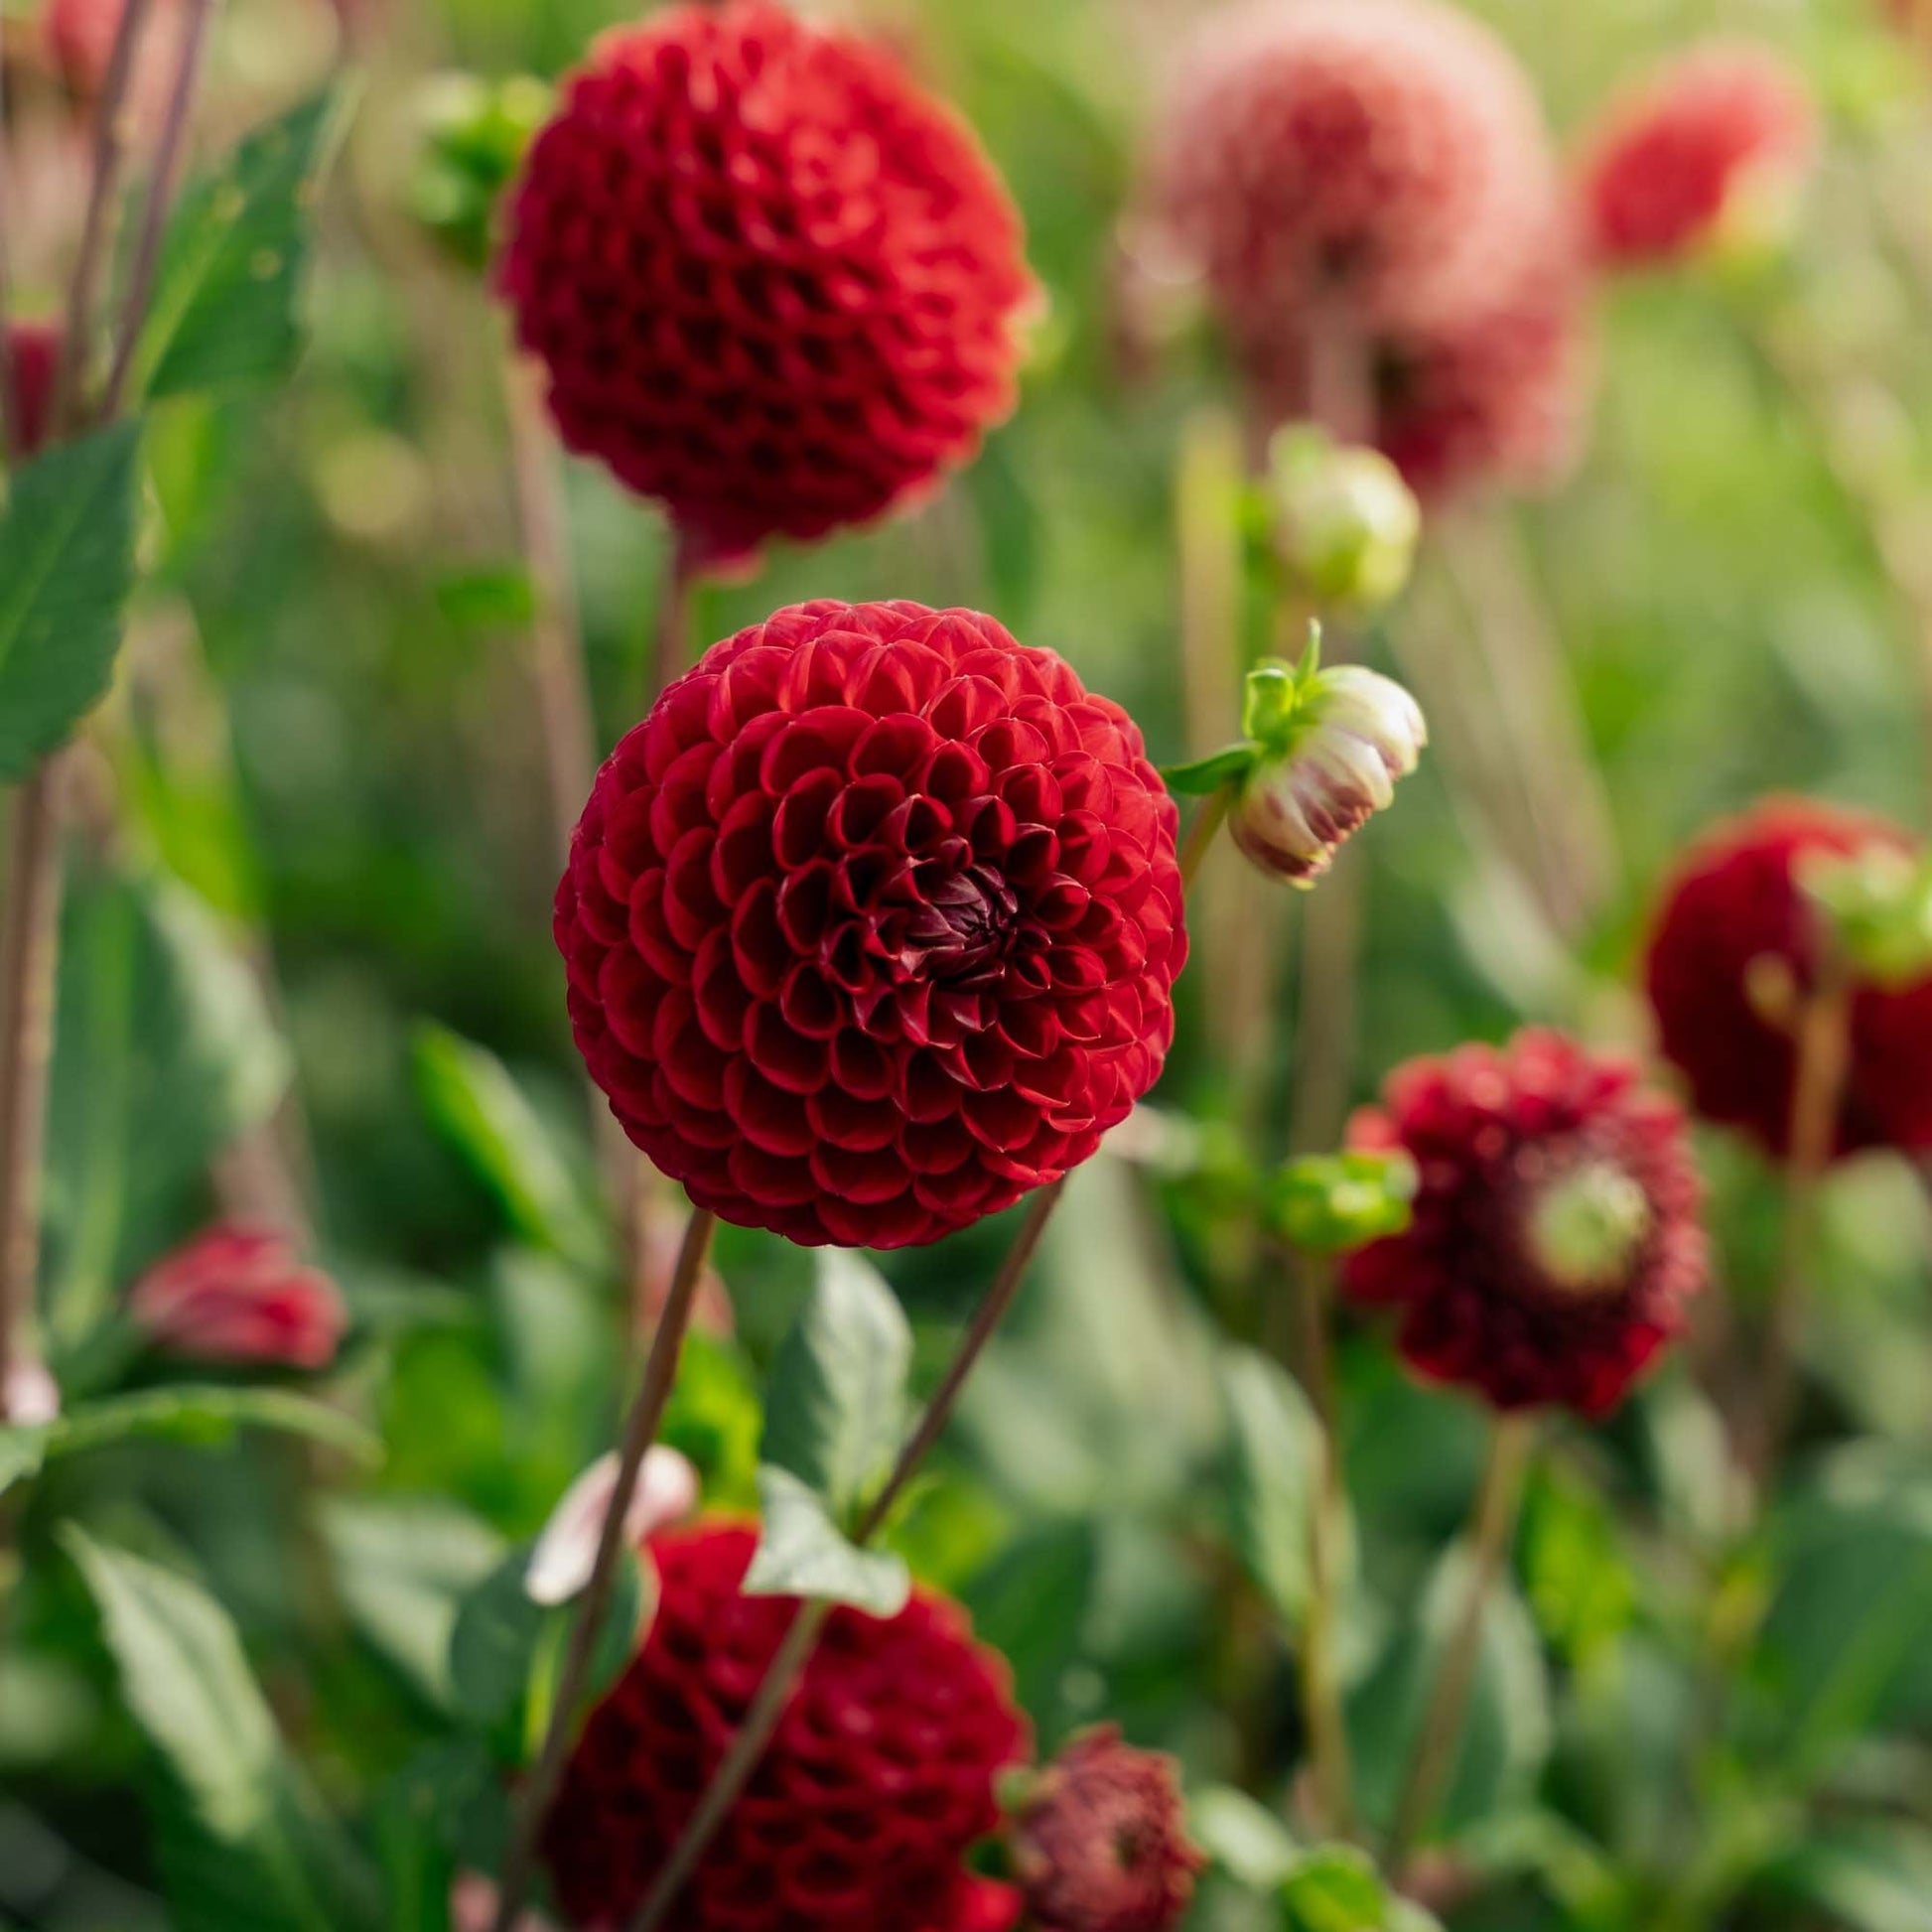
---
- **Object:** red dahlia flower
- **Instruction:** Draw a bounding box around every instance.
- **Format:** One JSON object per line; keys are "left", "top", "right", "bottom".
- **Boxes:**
{"left": 1644, "top": 797, "right": 1932, "bottom": 1161}
{"left": 1010, "top": 1725, "right": 1203, "bottom": 1932}
{"left": 498, "top": 1, "right": 1033, "bottom": 566}
{"left": 1579, "top": 43, "right": 1817, "bottom": 270}
{"left": 1149, "top": 0, "right": 1556, "bottom": 338}
{"left": 1342, "top": 1030, "right": 1707, "bottom": 1417}
{"left": 541, "top": 1520, "right": 1029, "bottom": 1932}
{"left": 127, "top": 1225, "right": 348, "bottom": 1370}
{"left": 555, "top": 600, "right": 1186, "bottom": 1249}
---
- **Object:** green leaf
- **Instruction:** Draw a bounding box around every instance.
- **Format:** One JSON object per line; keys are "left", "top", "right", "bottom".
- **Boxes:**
{"left": 1752, "top": 1821, "right": 1932, "bottom": 1932}
{"left": 0, "top": 1424, "right": 49, "bottom": 1497}
{"left": 447, "top": 1542, "right": 645, "bottom": 1761}
{"left": 743, "top": 1464, "right": 911, "bottom": 1617}
{"left": 1190, "top": 1783, "right": 1301, "bottom": 1890}
{"left": 412, "top": 1025, "right": 604, "bottom": 1270}
{"left": 141, "top": 90, "right": 346, "bottom": 399}
{"left": 61, "top": 1528, "right": 372, "bottom": 1932}
{"left": 1279, "top": 1845, "right": 1432, "bottom": 1932}
{"left": 1346, "top": 1545, "right": 1552, "bottom": 1843}
{"left": 320, "top": 1499, "right": 503, "bottom": 1710}
{"left": 1221, "top": 1346, "right": 1322, "bottom": 1628}
{"left": 1159, "top": 744, "right": 1254, "bottom": 795}
{"left": 433, "top": 564, "right": 535, "bottom": 632}
{"left": 45, "top": 866, "right": 292, "bottom": 1348}
{"left": 0, "top": 422, "right": 142, "bottom": 779}
{"left": 45, "top": 1386, "right": 378, "bottom": 1464}
{"left": 760, "top": 1249, "right": 911, "bottom": 1524}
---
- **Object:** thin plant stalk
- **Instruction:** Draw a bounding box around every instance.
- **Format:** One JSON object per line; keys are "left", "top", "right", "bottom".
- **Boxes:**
{"left": 0, "top": 764, "right": 64, "bottom": 1417}
{"left": 1387, "top": 1410, "right": 1536, "bottom": 1872}
{"left": 490, "top": 1204, "right": 720, "bottom": 1932}
{"left": 99, "top": 0, "right": 219, "bottom": 421}
{"left": 53, "top": 0, "right": 156, "bottom": 433}
{"left": 0, "top": 12, "right": 23, "bottom": 460}
{"left": 1293, "top": 1252, "right": 1355, "bottom": 1839}
{"left": 1178, "top": 789, "right": 1231, "bottom": 893}
{"left": 1755, "top": 955, "right": 1853, "bottom": 1486}
{"left": 626, "top": 1178, "right": 1066, "bottom": 1932}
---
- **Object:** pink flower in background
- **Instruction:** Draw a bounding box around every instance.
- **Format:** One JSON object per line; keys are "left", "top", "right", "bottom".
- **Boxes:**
{"left": 1579, "top": 42, "right": 1817, "bottom": 269}
{"left": 128, "top": 1226, "right": 347, "bottom": 1370}
{"left": 450, "top": 1873, "right": 556, "bottom": 1932}
{"left": 3, "top": 1358, "right": 61, "bottom": 1426}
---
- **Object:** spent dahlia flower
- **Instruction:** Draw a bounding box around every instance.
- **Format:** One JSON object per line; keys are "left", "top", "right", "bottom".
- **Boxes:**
{"left": 1009, "top": 1725, "right": 1203, "bottom": 1932}
{"left": 498, "top": 1, "right": 1033, "bottom": 566}
{"left": 127, "top": 1225, "right": 347, "bottom": 1370}
{"left": 1645, "top": 797, "right": 1932, "bottom": 1161}
{"left": 1342, "top": 1030, "right": 1707, "bottom": 1417}
{"left": 555, "top": 600, "right": 1186, "bottom": 1249}
{"left": 1148, "top": 0, "right": 1556, "bottom": 338}
{"left": 1579, "top": 43, "right": 1817, "bottom": 270}
{"left": 540, "top": 1520, "right": 1029, "bottom": 1932}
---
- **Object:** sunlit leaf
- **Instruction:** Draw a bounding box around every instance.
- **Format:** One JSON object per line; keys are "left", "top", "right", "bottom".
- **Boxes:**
{"left": 743, "top": 1464, "right": 910, "bottom": 1617}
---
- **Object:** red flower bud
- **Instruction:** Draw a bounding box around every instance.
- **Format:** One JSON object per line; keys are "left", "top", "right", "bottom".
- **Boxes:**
{"left": 127, "top": 1225, "right": 347, "bottom": 1370}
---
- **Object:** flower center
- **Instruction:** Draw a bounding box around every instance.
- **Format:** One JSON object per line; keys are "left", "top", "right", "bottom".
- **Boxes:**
{"left": 901, "top": 862, "right": 1019, "bottom": 988}
{"left": 1524, "top": 1160, "right": 1653, "bottom": 1299}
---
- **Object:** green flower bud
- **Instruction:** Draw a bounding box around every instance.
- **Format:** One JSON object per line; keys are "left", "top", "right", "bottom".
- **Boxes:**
{"left": 1801, "top": 843, "right": 1932, "bottom": 991}
{"left": 1269, "top": 1150, "right": 1418, "bottom": 1255}
{"left": 409, "top": 72, "right": 553, "bottom": 273}
{"left": 1266, "top": 426, "right": 1421, "bottom": 619}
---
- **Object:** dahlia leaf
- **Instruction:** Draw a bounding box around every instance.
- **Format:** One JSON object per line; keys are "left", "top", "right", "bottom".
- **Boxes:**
{"left": 1276, "top": 1845, "right": 1395, "bottom": 1930}
{"left": 448, "top": 1543, "right": 646, "bottom": 1760}
{"left": 139, "top": 88, "right": 349, "bottom": 401}
{"left": 412, "top": 1024, "right": 605, "bottom": 1272}
{"left": 41, "top": 1387, "right": 379, "bottom": 1465}
{"left": 60, "top": 1528, "right": 376, "bottom": 1932}
{"left": 744, "top": 1465, "right": 912, "bottom": 1617}
{"left": 44, "top": 866, "right": 293, "bottom": 1348}
{"left": 0, "top": 421, "right": 141, "bottom": 780}
{"left": 1345, "top": 1545, "right": 1552, "bottom": 1841}
{"left": 1188, "top": 1783, "right": 1302, "bottom": 1890}
{"left": 0, "top": 1424, "right": 49, "bottom": 1498}
{"left": 1160, "top": 745, "right": 1254, "bottom": 795}
{"left": 1221, "top": 1346, "right": 1325, "bottom": 1629}
{"left": 761, "top": 1248, "right": 912, "bottom": 1523}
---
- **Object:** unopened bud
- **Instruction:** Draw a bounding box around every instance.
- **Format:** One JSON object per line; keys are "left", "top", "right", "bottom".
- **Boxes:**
{"left": 409, "top": 72, "right": 552, "bottom": 272}
{"left": 1269, "top": 1150, "right": 1417, "bottom": 1255}
{"left": 1229, "top": 648, "right": 1426, "bottom": 886}
{"left": 1801, "top": 843, "right": 1932, "bottom": 992}
{"left": 1266, "top": 427, "right": 1420, "bottom": 619}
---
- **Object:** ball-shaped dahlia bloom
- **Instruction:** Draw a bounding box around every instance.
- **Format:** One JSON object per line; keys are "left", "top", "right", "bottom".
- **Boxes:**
{"left": 498, "top": 1, "right": 1033, "bottom": 566}
{"left": 1579, "top": 43, "right": 1817, "bottom": 270}
{"left": 127, "top": 1225, "right": 348, "bottom": 1370}
{"left": 1645, "top": 797, "right": 1932, "bottom": 1162}
{"left": 1148, "top": 0, "right": 1556, "bottom": 338}
{"left": 556, "top": 600, "right": 1186, "bottom": 1249}
{"left": 541, "top": 1520, "right": 1029, "bottom": 1932}
{"left": 1009, "top": 1725, "right": 1203, "bottom": 1932}
{"left": 1341, "top": 1030, "right": 1707, "bottom": 1417}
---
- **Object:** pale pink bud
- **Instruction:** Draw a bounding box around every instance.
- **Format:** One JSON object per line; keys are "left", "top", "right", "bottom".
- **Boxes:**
{"left": 524, "top": 1446, "right": 698, "bottom": 1607}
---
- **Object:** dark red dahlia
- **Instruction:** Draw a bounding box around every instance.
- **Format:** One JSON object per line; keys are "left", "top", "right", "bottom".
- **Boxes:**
{"left": 541, "top": 1520, "right": 1030, "bottom": 1932}
{"left": 1644, "top": 797, "right": 1932, "bottom": 1161}
{"left": 1341, "top": 1030, "right": 1707, "bottom": 1418}
{"left": 127, "top": 1225, "right": 347, "bottom": 1370}
{"left": 1241, "top": 207, "right": 1593, "bottom": 501}
{"left": 1148, "top": 0, "right": 1556, "bottom": 339}
{"left": 1579, "top": 43, "right": 1816, "bottom": 269}
{"left": 555, "top": 600, "right": 1186, "bottom": 1249}
{"left": 497, "top": 1, "right": 1033, "bottom": 566}
{"left": 1009, "top": 1725, "right": 1203, "bottom": 1932}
